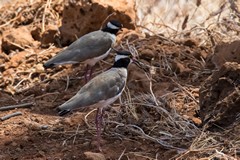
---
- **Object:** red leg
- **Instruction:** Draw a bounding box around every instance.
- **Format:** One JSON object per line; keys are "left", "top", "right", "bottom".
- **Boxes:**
{"left": 84, "top": 65, "right": 90, "bottom": 83}
{"left": 88, "top": 67, "right": 93, "bottom": 81}
{"left": 95, "top": 108, "right": 104, "bottom": 151}
{"left": 84, "top": 65, "right": 94, "bottom": 83}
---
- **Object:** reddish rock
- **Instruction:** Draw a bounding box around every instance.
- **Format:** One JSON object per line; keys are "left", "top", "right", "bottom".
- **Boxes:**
{"left": 0, "top": 52, "right": 9, "bottom": 65}
{"left": 2, "top": 26, "right": 37, "bottom": 54}
{"left": 199, "top": 62, "right": 240, "bottom": 129}
{"left": 41, "top": 25, "right": 59, "bottom": 48}
{"left": 5, "top": 51, "right": 28, "bottom": 69}
{"left": 211, "top": 40, "right": 240, "bottom": 69}
{"left": 59, "top": 0, "right": 135, "bottom": 45}
{"left": 84, "top": 151, "right": 106, "bottom": 160}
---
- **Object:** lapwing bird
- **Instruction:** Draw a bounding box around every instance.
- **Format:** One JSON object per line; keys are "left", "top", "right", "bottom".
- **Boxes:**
{"left": 57, "top": 50, "right": 141, "bottom": 150}
{"left": 43, "top": 20, "right": 123, "bottom": 81}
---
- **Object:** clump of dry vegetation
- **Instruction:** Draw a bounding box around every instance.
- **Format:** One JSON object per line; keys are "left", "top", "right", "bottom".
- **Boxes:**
{"left": 0, "top": 0, "right": 240, "bottom": 159}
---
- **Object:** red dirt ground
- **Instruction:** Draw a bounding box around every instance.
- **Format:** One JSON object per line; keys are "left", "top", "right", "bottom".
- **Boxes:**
{"left": 0, "top": 1, "right": 240, "bottom": 160}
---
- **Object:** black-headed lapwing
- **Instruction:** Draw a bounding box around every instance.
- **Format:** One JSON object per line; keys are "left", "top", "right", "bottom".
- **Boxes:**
{"left": 43, "top": 20, "right": 123, "bottom": 81}
{"left": 57, "top": 50, "right": 141, "bottom": 150}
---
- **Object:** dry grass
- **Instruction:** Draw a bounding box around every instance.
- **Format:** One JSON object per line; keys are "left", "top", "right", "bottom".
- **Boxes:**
{"left": 135, "top": 0, "right": 240, "bottom": 47}
{"left": 0, "top": 1, "right": 240, "bottom": 159}
{"left": 0, "top": 0, "right": 62, "bottom": 29}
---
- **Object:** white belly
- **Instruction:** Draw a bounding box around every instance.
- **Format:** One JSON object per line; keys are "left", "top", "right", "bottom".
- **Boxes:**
{"left": 84, "top": 48, "right": 112, "bottom": 66}
{"left": 83, "top": 33, "right": 116, "bottom": 66}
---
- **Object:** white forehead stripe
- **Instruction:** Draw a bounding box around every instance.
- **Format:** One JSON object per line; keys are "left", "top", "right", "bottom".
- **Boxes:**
{"left": 107, "top": 22, "right": 120, "bottom": 30}
{"left": 115, "top": 55, "right": 129, "bottom": 61}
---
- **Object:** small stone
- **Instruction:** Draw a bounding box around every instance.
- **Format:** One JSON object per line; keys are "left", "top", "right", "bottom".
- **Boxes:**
{"left": 4, "top": 130, "right": 10, "bottom": 136}
{"left": 82, "top": 142, "right": 90, "bottom": 147}
{"left": 41, "top": 125, "right": 48, "bottom": 130}
{"left": 182, "top": 115, "right": 189, "bottom": 119}
{"left": 192, "top": 117, "right": 202, "bottom": 126}
{"left": 84, "top": 151, "right": 106, "bottom": 160}
{"left": 11, "top": 142, "right": 18, "bottom": 147}
{"left": 35, "top": 63, "right": 45, "bottom": 72}
{"left": 0, "top": 155, "right": 7, "bottom": 159}
{"left": 22, "top": 136, "right": 30, "bottom": 141}
{"left": 4, "top": 140, "right": 12, "bottom": 146}
{"left": 38, "top": 150, "right": 45, "bottom": 157}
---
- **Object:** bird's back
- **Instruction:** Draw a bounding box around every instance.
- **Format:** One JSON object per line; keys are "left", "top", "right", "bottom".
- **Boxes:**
{"left": 57, "top": 67, "right": 127, "bottom": 112}
{"left": 44, "top": 31, "right": 115, "bottom": 68}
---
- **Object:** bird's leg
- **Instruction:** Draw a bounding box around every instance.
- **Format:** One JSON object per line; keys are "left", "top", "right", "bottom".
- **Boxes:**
{"left": 84, "top": 65, "right": 90, "bottom": 83}
{"left": 88, "top": 67, "right": 94, "bottom": 80}
{"left": 95, "top": 107, "right": 104, "bottom": 151}
{"left": 84, "top": 65, "right": 94, "bottom": 83}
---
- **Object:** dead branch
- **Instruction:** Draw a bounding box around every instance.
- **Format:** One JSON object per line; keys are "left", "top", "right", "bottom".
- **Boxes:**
{"left": 228, "top": 0, "right": 240, "bottom": 19}
{"left": 0, "top": 102, "right": 34, "bottom": 111}
{"left": 100, "top": 12, "right": 117, "bottom": 30}
{"left": 0, "top": 111, "right": 22, "bottom": 121}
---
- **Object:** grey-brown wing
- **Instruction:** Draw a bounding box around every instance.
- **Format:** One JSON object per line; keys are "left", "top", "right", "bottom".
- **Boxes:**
{"left": 48, "top": 31, "right": 113, "bottom": 65}
{"left": 77, "top": 70, "right": 126, "bottom": 107}
{"left": 57, "top": 69, "right": 126, "bottom": 112}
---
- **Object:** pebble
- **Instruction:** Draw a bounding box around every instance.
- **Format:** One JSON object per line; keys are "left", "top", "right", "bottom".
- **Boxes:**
{"left": 192, "top": 117, "right": 202, "bottom": 126}
{"left": 41, "top": 125, "right": 49, "bottom": 130}
{"left": 84, "top": 152, "right": 106, "bottom": 160}
{"left": 11, "top": 142, "right": 18, "bottom": 147}
{"left": 4, "top": 140, "right": 12, "bottom": 146}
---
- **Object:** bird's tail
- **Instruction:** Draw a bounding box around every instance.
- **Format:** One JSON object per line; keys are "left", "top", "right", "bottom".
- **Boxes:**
{"left": 43, "top": 61, "right": 55, "bottom": 68}
{"left": 56, "top": 105, "right": 71, "bottom": 116}
{"left": 58, "top": 109, "right": 71, "bottom": 116}
{"left": 56, "top": 93, "right": 83, "bottom": 116}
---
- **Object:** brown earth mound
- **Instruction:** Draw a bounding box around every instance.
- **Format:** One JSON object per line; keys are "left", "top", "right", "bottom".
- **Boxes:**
{"left": 199, "top": 62, "right": 240, "bottom": 129}
{"left": 0, "top": 0, "right": 240, "bottom": 159}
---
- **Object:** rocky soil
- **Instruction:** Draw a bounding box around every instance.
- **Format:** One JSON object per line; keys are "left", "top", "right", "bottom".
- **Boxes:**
{"left": 0, "top": 0, "right": 240, "bottom": 160}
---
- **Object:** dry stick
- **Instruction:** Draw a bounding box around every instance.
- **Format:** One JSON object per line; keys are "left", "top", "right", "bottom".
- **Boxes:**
{"left": 136, "top": 25, "right": 177, "bottom": 45}
{"left": 100, "top": 12, "right": 117, "bottom": 29}
{"left": 65, "top": 75, "right": 70, "bottom": 91}
{"left": 124, "top": 87, "right": 138, "bottom": 120}
{"left": 126, "top": 124, "right": 186, "bottom": 151}
{"left": 13, "top": 78, "right": 29, "bottom": 90}
{"left": 0, "top": 102, "right": 34, "bottom": 111}
{"left": 0, "top": 10, "right": 23, "bottom": 28}
{"left": 0, "top": 111, "right": 22, "bottom": 121}
{"left": 42, "top": 0, "right": 52, "bottom": 33}
{"left": 72, "top": 124, "right": 80, "bottom": 144}
{"left": 117, "top": 148, "right": 126, "bottom": 160}
{"left": 35, "top": 92, "right": 59, "bottom": 100}
{"left": 228, "top": 0, "right": 240, "bottom": 18}
{"left": 171, "top": 79, "right": 199, "bottom": 104}
{"left": 8, "top": 41, "right": 26, "bottom": 50}
{"left": 84, "top": 108, "right": 97, "bottom": 129}
{"left": 144, "top": 71, "right": 158, "bottom": 106}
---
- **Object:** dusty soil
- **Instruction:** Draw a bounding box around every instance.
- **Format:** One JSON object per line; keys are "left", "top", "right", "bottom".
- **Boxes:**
{"left": 0, "top": 1, "right": 240, "bottom": 160}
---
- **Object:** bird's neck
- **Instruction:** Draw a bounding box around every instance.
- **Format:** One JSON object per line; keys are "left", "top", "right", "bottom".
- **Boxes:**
{"left": 112, "top": 58, "right": 131, "bottom": 68}
{"left": 101, "top": 27, "right": 119, "bottom": 35}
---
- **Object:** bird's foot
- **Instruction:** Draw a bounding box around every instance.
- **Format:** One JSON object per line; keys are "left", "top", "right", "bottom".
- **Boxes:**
{"left": 91, "top": 136, "right": 106, "bottom": 152}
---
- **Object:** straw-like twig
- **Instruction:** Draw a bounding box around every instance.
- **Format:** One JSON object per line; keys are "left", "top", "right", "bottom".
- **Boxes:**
{"left": 100, "top": 12, "right": 117, "bottom": 30}
{"left": 84, "top": 108, "right": 97, "bottom": 129}
{"left": 0, "top": 111, "right": 22, "bottom": 121}
{"left": 0, "top": 102, "right": 34, "bottom": 111}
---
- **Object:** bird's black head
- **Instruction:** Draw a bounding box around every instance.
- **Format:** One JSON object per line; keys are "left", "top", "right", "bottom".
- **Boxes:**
{"left": 102, "top": 20, "right": 123, "bottom": 35}
{"left": 112, "top": 49, "right": 146, "bottom": 71}
{"left": 112, "top": 50, "right": 132, "bottom": 68}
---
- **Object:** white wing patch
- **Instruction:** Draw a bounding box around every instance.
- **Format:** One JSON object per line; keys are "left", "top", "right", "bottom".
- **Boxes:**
{"left": 84, "top": 48, "right": 112, "bottom": 66}
{"left": 54, "top": 61, "right": 79, "bottom": 65}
